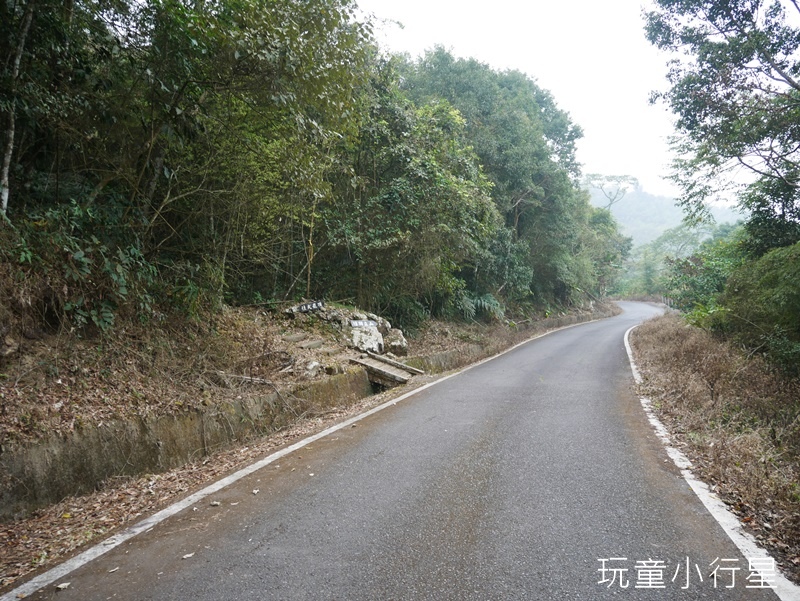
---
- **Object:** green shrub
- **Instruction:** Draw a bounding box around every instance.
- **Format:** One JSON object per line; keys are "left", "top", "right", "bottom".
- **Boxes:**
{"left": 721, "top": 242, "right": 800, "bottom": 374}
{"left": 4, "top": 201, "right": 157, "bottom": 332}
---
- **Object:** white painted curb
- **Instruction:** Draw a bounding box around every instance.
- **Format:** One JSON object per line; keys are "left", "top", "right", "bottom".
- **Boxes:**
{"left": 2, "top": 316, "right": 604, "bottom": 599}
{"left": 624, "top": 325, "right": 800, "bottom": 601}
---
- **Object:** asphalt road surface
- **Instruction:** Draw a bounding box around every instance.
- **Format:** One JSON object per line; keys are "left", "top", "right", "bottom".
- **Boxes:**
{"left": 21, "top": 302, "right": 783, "bottom": 600}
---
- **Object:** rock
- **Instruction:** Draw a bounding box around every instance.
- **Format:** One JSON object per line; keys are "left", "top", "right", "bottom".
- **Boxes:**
{"left": 384, "top": 328, "right": 408, "bottom": 356}
{"left": 325, "top": 364, "right": 345, "bottom": 375}
{"left": 1, "top": 335, "right": 19, "bottom": 357}
{"left": 368, "top": 314, "right": 391, "bottom": 335}
{"left": 304, "top": 361, "right": 322, "bottom": 378}
{"left": 282, "top": 333, "right": 307, "bottom": 343}
{"left": 348, "top": 326, "right": 384, "bottom": 354}
{"left": 322, "top": 309, "right": 347, "bottom": 328}
{"left": 298, "top": 339, "right": 323, "bottom": 349}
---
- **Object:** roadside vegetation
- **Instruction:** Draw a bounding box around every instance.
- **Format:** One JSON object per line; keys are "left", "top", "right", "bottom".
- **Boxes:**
{"left": 0, "top": 0, "right": 628, "bottom": 342}
{"left": 626, "top": 0, "right": 800, "bottom": 582}
{"left": 631, "top": 314, "right": 800, "bottom": 580}
{"left": 637, "top": 0, "right": 800, "bottom": 377}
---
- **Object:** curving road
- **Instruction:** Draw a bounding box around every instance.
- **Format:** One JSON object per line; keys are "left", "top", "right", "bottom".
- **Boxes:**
{"left": 21, "top": 302, "right": 782, "bottom": 600}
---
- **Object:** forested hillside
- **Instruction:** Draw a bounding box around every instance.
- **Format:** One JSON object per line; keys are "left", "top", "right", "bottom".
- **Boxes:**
{"left": 640, "top": 0, "right": 800, "bottom": 374}
{"left": 586, "top": 185, "right": 741, "bottom": 246}
{"left": 0, "top": 0, "right": 630, "bottom": 339}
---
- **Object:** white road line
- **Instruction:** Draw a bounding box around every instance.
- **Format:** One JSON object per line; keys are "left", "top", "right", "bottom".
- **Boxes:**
{"left": 2, "top": 317, "right": 602, "bottom": 600}
{"left": 624, "top": 325, "right": 800, "bottom": 601}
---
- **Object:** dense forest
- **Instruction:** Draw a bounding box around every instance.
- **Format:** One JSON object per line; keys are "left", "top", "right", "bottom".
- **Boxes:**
{"left": 3, "top": 0, "right": 798, "bottom": 376}
{"left": 0, "top": 0, "right": 631, "bottom": 336}
{"left": 637, "top": 0, "right": 800, "bottom": 375}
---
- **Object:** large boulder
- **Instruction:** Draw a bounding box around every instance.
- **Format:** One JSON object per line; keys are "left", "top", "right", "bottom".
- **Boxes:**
{"left": 366, "top": 313, "right": 392, "bottom": 335}
{"left": 348, "top": 326, "right": 384, "bottom": 354}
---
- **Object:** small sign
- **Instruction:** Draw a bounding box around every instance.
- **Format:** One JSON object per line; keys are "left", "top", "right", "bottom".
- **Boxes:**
{"left": 350, "top": 319, "right": 378, "bottom": 328}
{"left": 298, "top": 301, "right": 324, "bottom": 313}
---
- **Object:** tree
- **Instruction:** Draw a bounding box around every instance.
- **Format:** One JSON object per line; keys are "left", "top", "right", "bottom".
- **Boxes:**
{"left": 581, "top": 207, "right": 633, "bottom": 296}
{"left": 721, "top": 241, "right": 800, "bottom": 373}
{"left": 616, "top": 222, "right": 719, "bottom": 297}
{"left": 0, "top": 0, "right": 34, "bottom": 217}
{"left": 664, "top": 225, "right": 747, "bottom": 313}
{"left": 645, "top": 0, "right": 800, "bottom": 245}
{"left": 645, "top": 0, "right": 800, "bottom": 373}
{"left": 0, "top": 0, "right": 375, "bottom": 327}
{"left": 320, "top": 57, "right": 500, "bottom": 324}
{"left": 584, "top": 174, "right": 640, "bottom": 210}
{"left": 399, "top": 48, "right": 626, "bottom": 307}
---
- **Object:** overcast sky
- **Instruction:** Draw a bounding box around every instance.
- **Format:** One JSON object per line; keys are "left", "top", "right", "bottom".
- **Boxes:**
{"left": 356, "top": 0, "right": 679, "bottom": 197}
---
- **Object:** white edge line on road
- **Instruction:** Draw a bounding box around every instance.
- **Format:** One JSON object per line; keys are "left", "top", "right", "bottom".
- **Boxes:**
{"left": 624, "top": 325, "right": 800, "bottom": 601}
{"left": 3, "top": 316, "right": 602, "bottom": 600}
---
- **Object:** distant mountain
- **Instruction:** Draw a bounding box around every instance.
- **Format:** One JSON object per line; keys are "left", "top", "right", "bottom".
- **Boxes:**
{"left": 587, "top": 186, "right": 743, "bottom": 246}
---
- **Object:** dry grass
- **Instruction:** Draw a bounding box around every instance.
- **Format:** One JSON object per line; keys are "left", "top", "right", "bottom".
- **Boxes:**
{"left": 631, "top": 313, "right": 800, "bottom": 582}
{"left": 0, "top": 304, "right": 357, "bottom": 446}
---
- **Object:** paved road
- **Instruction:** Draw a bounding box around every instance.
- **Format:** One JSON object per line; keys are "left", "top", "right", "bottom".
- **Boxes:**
{"left": 24, "top": 302, "right": 781, "bottom": 600}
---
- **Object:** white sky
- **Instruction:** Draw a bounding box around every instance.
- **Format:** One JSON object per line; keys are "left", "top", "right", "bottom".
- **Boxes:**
{"left": 356, "top": 0, "right": 680, "bottom": 197}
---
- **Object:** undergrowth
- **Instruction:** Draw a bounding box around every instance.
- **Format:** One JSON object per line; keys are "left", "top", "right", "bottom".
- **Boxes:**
{"left": 631, "top": 313, "right": 800, "bottom": 578}
{"left": 0, "top": 307, "right": 283, "bottom": 446}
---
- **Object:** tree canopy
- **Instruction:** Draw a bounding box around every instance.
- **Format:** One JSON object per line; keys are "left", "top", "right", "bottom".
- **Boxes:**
{"left": 646, "top": 0, "right": 800, "bottom": 371}
{"left": 1, "top": 0, "right": 630, "bottom": 333}
{"left": 646, "top": 0, "right": 800, "bottom": 247}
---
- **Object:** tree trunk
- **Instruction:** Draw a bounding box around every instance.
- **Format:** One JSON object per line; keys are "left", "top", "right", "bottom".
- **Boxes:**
{"left": 1, "top": 2, "right": 34, "bottom": 217}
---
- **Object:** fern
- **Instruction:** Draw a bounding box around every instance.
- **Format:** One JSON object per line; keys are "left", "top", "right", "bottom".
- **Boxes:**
{"left": 455, "top": 290, "right": 476, "bottom": 320}
{"left": 454, "top": 291, "right": 504, "bottom": 321}
{"left": 473, "top": 294, "right": 504, "bottom": 320}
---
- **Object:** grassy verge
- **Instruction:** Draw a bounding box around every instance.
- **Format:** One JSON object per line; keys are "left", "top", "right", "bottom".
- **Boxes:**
{"left": 630, "top": 313, "right": 800, "bottom": 582}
